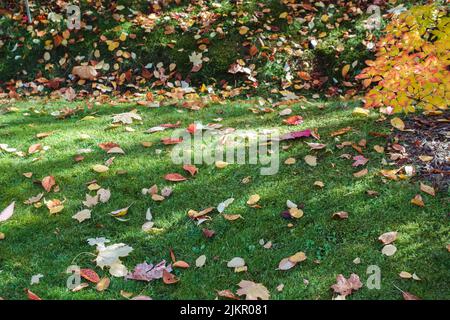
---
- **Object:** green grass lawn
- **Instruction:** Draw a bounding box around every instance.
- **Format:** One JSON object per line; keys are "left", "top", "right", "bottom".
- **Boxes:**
{"left": 0, "top": 98, "right": 448, "bottom": 300}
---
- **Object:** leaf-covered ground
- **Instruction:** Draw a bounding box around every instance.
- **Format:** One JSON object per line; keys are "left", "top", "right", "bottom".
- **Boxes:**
{"left": 0, "top": 99, "right": 448, "bottom": 300}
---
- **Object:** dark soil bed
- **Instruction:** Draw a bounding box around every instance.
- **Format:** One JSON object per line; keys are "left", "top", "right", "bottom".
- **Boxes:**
{"left": 392, "top": 112, "right": 449, "bottom": 191}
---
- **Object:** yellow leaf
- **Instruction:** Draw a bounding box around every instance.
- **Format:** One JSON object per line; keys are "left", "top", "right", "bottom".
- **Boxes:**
{"left": 342, "top": 64, "right": 350, "bottom": 77}
{"left": 247, "top": 194, "right": 260, "bottom": 206}
{"left": 289, "top": 207, "right": 304, "bottom": 219}
{"left": 92, "top": 165, "right": 109, "bottom": 173}
{"left": 239, "top": 26, "right": 249, "bottom": 35}
{"left": 390, "top": 117, "right": 405, "bottom": 131}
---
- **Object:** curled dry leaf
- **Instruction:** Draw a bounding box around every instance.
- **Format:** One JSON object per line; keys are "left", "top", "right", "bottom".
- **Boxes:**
{"left": 332, "top": 211, "right": 349, "bottom": 220}
{"left": 183, "top": 164, "right": 198, "bottom": 176}
{"left": 217, "top": 289, "right": 240, "bottom": 300}
{"left": 96, "top": 278, "right": 110, "bottom": 292}
{"left": 378, "top": 231, "right": 398, "bottom": 245}
{"left": 411, "top": 194, "right": 425, "bottom": 207}
{"left": 420, "top": 183, "right": 435, "bottom": 196}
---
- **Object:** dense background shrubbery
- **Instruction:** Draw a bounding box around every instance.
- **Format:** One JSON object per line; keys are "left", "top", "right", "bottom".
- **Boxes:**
{"left": 0, "top": 0, "right": 446, "bottom": 107}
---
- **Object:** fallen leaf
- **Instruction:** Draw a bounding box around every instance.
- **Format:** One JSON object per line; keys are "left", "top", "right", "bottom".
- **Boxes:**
{"left": 227, "top": 257, "right": 245, "bottom": 268}
{"left": 283, "top": 115, "right": 303, "bottom": 125}
{"left": 215, "top": 160, "right": 228, "bottom": 168}
{"left": 390, "top": 117, "right": 405, "bottom": 131}
{"left": 332, "top": 211, "right": 349, "bottom": 219}
{"left": 195, "top": 255, "right": 207, "bottom": 268}
{"left": 411, "top": 194, "right": 425, "bottom": 207}
{"left": 223, "top": 214, "right": 243, "bottom": 221}
{"left": 92, "top": 165, "right": 109, "bottom": 173}
{"left": 110, "top": 206, "right": 131, "bottom": 218}
{"left": 378, "top": 231, "right": 398, "bottom": 245}
{"left": 0, "top": 201, "right": 15, "bottom": 222}
{"left": 382, "top": 244, "right": 397, "bottom": 256}
{"left": 80, "top": 268, "right": 100, "bottom": 283}
{"left": 352, "top": 155, "right": 368, "bottom": 167}
{"left": 420, "top": 183, "right": 435, "bottom": 196}
{"left": 353, "top": 168, "right": 368, "bottom": 178}
{"left": 173, "top": 261, "right": 190, "bottom": 269}
{"left": 72, "top": 209, "right": 91, "bottom": 223}
{"left": 164, "top": 173, "right": 187, "bottom": 182}
{"left": 25, "top": 289, "right": 42, "bottom": 300}
{"left": 246, "top": 194, "right": 260, "bottom": 205}
{"left": 331, "top": 273, "right": 363, "bottom": 297}
{"left": 42, "top": 176, "right": 56, "bottom": 192}
{"left": 96, "top": 278, "right": 110, "bottom": 292}
{"left": 162, "top": 269, "right": 179, "bottom": 284}
{"left": 289, "top": 251, "right": 307, "bottom": 263}
{"left": 236, "top": 280, "right": 270, "bottom": 300}
{"left": 402, "top": 291, "right": 421, "bottom": 300}
{"left": 278, "top": 258, "right": 296, "bottom": 271}
{"left": 399, "top": 271, "right": 412, "bottom": 279}
{"left": 304, "top": 155, "right": 317, "bottom": 166}
{"left": 183, "top": 165, "right": 198, "bottom": 176}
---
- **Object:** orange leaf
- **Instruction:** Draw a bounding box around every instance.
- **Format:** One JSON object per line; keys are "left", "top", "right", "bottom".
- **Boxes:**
{"left": 162, "top": 269, "right": 179, "bottom": 284}
{"left": 41, "top": 176, "right": 55, "bottom": 192}
{"left": 173, "top": 261, "right": 190, "bottom": 269}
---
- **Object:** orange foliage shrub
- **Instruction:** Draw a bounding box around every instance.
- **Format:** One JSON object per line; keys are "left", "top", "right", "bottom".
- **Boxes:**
{"left": 356, "top": 5, "right": 449, "bottom": 114}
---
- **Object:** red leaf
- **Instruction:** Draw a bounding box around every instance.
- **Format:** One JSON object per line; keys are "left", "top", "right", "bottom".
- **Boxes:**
{"left": 183, "top": 165, "right": 198, "bottom": 176}
{"left": 280, "top": 129, "right": 311, "bottom": 141}
{"left": 25, "top": 289, "right": 42, "bottom": 300}
{"left": 41, "top": 176, "right": 56, "bottom": 192}
{"left": 202, "top": 228, "right": 216, "bottom": 238}
{"left": 283, "top": 115, "right": 303, "bottom": 126}
{"left": 164, "top": 173, "right": 187, "bottom": 182}
{"left": 80, "top": 268, "right": 100, "bottom": 283}
{"left": 187, "top": 123, "right": 197, "bottom": 134}
{"left": 161, "top": 138, "right": 183, "bottom": 145}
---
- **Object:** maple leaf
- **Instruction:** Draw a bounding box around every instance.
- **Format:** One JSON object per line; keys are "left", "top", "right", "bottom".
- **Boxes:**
{"left": 236, "top": 280, "right": 270, "bottom": 300}
{"left": 331, "top": 273, "right": 363, "bottom": 297}
{"left": 189, "top": 52, "right": 203, "bottom": 66}
{"left": 112, "top": 112, "right": 142, "bottom": 124}
{"left": 352, "top": 155, "right": 369, "bottom": 167}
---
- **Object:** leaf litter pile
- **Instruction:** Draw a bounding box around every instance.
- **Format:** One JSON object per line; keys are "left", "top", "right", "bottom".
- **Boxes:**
{"left": 391, "top": 112, "right": 450, "bottom": 190}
